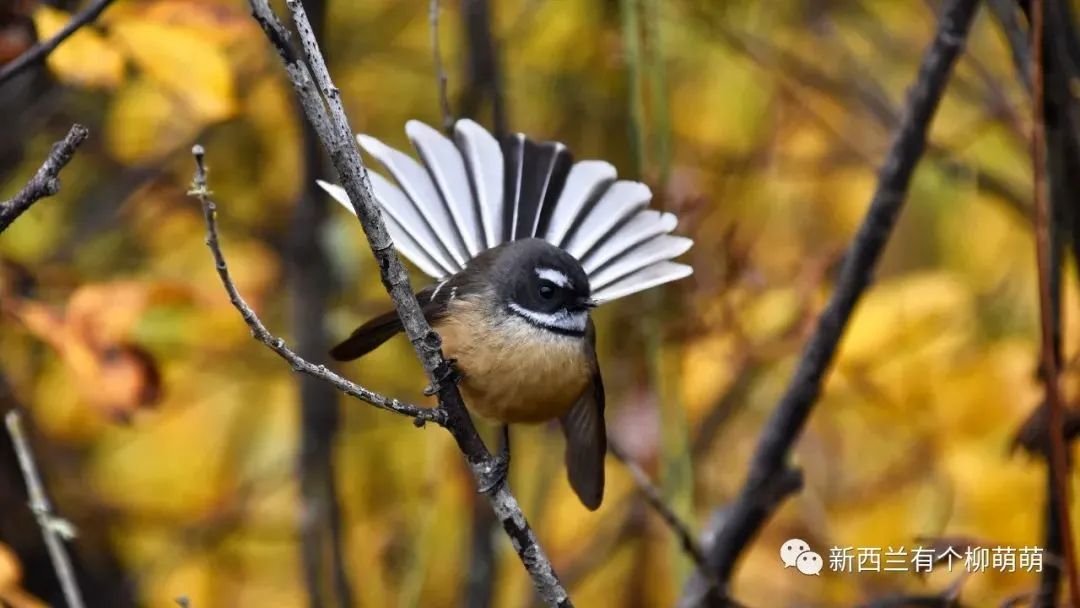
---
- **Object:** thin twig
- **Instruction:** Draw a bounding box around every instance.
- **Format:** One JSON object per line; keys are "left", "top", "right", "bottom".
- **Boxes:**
{"left": 459, "top": 0, "right": 506, "bottom": 136}
{"left": 679, "top": 2, "right": 980, "bottom": 605}
{"left": 1000, "top": 1, "right": 1080, "bottom": 604}
{"left": 688, "top": 12, "right": 1030, "bottom": 220}
{"left": 187, "top": 147, "right": 444, "bottom": 428}
{"left": 429, "top": 0, "right": 454, "bottom": 133}
{"left": 1029, "top": 0, "right": 1080, "bottom": 605}
{"left": 0, "top": 124, "right": 88, "bottom": 234}
{"left": 987, "top": 0, "right": 1033, "bottom": 92}
{"left": 690, "top": 359, "right": 760, "bottom": 458}
{"left": 223, "top": 2, "right": 573, "bottom": 603}
{"left": 0, "top": 0, "right": 116, "bottom": 86}
{"left": 4, "top": 411, "right": 85, "bottom": 608}
{"left": 608, "top": 441, "right": 715, "bottom": 587}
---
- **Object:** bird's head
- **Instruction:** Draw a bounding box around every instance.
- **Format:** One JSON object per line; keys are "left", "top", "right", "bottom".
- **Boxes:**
{"left": 493, "top": 239, "right": 595, "bottom": 337}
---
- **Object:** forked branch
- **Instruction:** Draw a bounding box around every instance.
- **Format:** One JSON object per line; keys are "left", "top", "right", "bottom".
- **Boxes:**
{"left": 680, "top": 1, "right": 981, "bottom": 604}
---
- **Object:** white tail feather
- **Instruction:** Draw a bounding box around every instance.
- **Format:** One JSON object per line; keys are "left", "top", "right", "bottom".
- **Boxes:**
{"left": 544, "top": 160, "right": 616, "bottom": 246}
{"left": 454, "top": 119, "right": 505, "bottom": 249}
{"left": 581, "top": 210, "right": 678, "bottom": 274}
{"left": 406, "top": 120, "right": 485, "bottom": 257}
{"left": 318, "top": 120, "right": 694, "bottom": 303}
{"left": 589, "top": 235, "right": 694, "bottom": 291}
{"left": 562, "top": 181, "right": 651, "bottom": 260}
{"left": 357, "top": 134, "right": 469, "bottom": 269}
{"left": 592, "top": 262, "right": 694, "bottom": 303}
{"left": 315, "top": 180, "right": 449, "bottom": 278}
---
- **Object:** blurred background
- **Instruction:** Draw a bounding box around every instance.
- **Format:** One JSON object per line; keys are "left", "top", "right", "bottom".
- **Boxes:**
{"left": 0, "top": 0, "right": 1076, "bottom": 606}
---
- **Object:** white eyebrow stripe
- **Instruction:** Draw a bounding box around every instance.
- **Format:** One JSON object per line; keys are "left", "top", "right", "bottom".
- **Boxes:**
{"left": 535, "top": 267, "right": 572, "bottom": 288}
{"left": 507, "top": 302, "right": 587, "bottom": 334}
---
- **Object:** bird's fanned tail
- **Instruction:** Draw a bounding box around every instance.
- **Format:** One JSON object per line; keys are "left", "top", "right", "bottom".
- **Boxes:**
{"left": 318, "top": 118, "right": 694, "bottom": 303}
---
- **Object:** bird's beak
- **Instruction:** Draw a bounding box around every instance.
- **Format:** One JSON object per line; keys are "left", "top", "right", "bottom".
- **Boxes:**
{"left": 578, "top": 297, "right": 598, "bottom": 310}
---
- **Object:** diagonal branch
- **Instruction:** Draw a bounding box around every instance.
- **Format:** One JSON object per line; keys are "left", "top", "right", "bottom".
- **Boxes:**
{"left": 608, "top": 441, "right": 713, "bottom": 586}
{"left": 679, "top": 1, "right": 980, "bottom": 605}
{"left": 987, "top": 0, "right": 1033, "bottom": 91}
{"left": 0, "top": 124, "right": 88, "bottom": 234}
{"left": 1028, "top": 0, "right": 1080, "bottom": 605}
{"left": 4, "top": 411, "right": 86, "bottom": 608}
{"left": 0, "top": 0, "right": 116, "bottom": 86}
{"left": 688, "top": 13, "right": 1030, "bottom": 221}
{"left": 236, "top": 2, "right": 572, "bottom": 604}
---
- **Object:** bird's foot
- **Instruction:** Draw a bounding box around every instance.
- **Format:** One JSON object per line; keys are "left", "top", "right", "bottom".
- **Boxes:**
{"left": 476, "top": 450, "right": 510, "bottom": 495}
{"left": 424, "top": 358, "right": 461, "bottom": 396}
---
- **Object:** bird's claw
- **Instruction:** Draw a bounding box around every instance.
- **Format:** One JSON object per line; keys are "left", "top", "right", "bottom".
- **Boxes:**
{"left": 476, "top": 451, "right": 510, "bottom": 495}
{"left": 424, "top": 358, "right": 461, "bottom": 396}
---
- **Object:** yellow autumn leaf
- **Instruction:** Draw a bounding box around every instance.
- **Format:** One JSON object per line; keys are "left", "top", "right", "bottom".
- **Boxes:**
{"left": 106, "top": 0, "right": 254, "bottom": 45}
{"left": 109, "top": 20, "right": 236, "bottom": 122}
{"left": 32, "top": 6, "right": 124, "bottom": 89}
{"left": 104, "top": 77, "right": 203, "bottom": 163}
{"left": 837, "top": 271, "right": 975, "bottom": 365}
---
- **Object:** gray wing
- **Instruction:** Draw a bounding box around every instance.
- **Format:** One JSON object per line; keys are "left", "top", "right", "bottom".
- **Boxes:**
{"left": 320, "top": 118, "right": 693, "bottom": 300}
{"left": 559, "top": 320, "right": 606, "bottom": 510}
{"left": 328, "top": 273, "right": 469, "bottom": 361}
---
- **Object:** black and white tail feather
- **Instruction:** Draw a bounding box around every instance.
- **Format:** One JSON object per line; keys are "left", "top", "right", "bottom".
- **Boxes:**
{"left": 317, "top": 119, "right": 693, "bottom": 302}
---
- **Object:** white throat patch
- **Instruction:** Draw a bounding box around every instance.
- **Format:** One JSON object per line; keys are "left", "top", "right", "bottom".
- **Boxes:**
{"left": 507, "top": 301, "right": 587, "bottom": 335}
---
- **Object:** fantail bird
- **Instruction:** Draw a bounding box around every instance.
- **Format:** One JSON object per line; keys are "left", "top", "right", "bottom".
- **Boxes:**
{"left": 318, "top": 119, "right": 693, "bottom": 510}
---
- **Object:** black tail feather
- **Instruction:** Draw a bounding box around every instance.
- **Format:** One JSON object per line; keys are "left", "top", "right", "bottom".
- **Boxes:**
{"left": 502, "top": 134, "right": 573, "bottom": 242}
{"left": 329, "top": 310, "right": 405, "bottom": 361}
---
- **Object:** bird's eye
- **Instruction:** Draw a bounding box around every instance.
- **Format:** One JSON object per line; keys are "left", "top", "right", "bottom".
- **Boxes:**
{"left": 538, "top": 281, "right": 555, "bottom": 299}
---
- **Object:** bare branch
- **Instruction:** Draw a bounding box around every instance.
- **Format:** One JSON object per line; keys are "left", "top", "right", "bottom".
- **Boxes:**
{"left": 0, "top": 0, "right": 116, "bottom": 86}
{"left": 187, "top": 146, "right": 444, "bottom": 428}
{"left": 680, "top": 1, "right": 980, "bottom": 605}
{"left": 689, "top": 12, "right": 1030, "bottom": 221}
{"left": 429, "top": 0, "right": 454, "bottom": 133}
{"left": 459, "top": 0, "right": 506, "bottom": 136}
{"left": 1028, "top": 0, "right": 1080, "bottom": 605}
{"left": 987, "top": 0, "right": 1033, "bottom": 92}
{"left": 225, "top": 2, "right": 573, "bottom": 603}
{"left": 4, "top": 411, "right": 85, "bottom": 608}
{"left": 608, "top": 441, "right": 714, "bottom": 587}
{"left": 0, "top": 124, "right": 88, "bottom": 234}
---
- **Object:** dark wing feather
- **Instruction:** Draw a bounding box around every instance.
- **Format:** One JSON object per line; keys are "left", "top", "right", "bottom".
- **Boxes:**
{"left": 559, "top": 319, "right": 606, "bottom": 510}
{"left": 329, "top": 283, "right": 454, "bottom": 361}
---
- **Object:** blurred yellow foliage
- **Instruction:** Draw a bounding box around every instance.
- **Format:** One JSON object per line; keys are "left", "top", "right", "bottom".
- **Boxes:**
{"left": 2, "top": 1, "right": 1078, "bottom": 607}
{"left": 33, "top": 6, "right": 124, "bottom": 89}
{"left": 110, "top": 20, "right": 236, "bottom": 122}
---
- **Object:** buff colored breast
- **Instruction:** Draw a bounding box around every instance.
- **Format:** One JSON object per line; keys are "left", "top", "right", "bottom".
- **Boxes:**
{"left": 434, "top": 299, "right": 591, "bottom": 423}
